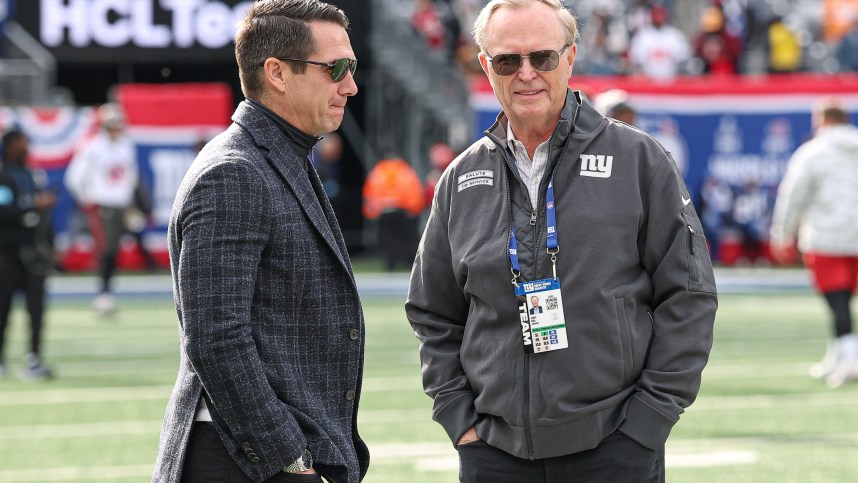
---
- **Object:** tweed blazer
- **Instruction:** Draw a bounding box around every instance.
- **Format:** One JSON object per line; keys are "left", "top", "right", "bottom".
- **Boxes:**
{"left": 153, "top": 101, "right": 369, "bottom": 483}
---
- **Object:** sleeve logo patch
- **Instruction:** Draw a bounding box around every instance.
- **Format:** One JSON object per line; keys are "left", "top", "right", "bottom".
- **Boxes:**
{"left": 457, "top": 169, "right": 494, "bottom": 192}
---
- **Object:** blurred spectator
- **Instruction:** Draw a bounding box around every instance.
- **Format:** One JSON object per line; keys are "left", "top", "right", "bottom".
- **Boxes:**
{"left": 692, "top": 5, "right": 743, "bottom": 75}
{"left": 125, "top": 177, "right": 156, "bottom": 271}
{"left": 437, "top": 0, "right": 462, "bottom": 61}
{"left": 313, "top": 132, "right": 352, "bottom": 228}
{"left": 0, "top": 0, "right": 14, "bottom": 57}
{"left": 716, "top": 0, "right": 750, "bottom": 41}
{"left": 412, "top": 0, "right": 457, "bottom": 59}
{"left": 770, "top": 99, "right": 858, "bottom": 387}
{"left": 625, "top": 0, "right": 655, "bottom": 39}
{"left": 699, "top": 176, "right": 734, "bottom": 263}
{"left": 0, "top": 129, "right": 55, "bottom": 381}
{"left": 576, "top": 5, "right": 627, "bottom": 75}
{"left": 314, "top": 132, "right": 344, "bottom": 200}
{"left": 593, "top": 88, "right": 636, "bottom": 125}
{"left": 822, "top": 0, "right": 858, "bottom": 43}
{"left": 423, "top": 142, "right": 456, "bottom": 207}
{"left": 64, "top": 103, "right": 138, "bottom": 316}
{"left": 628, "top": 6, "right": 691, "bottom": 81}
{"left": 452, "top": 0, "right": 485, "bottom": 75}
{"left": 835, "top": 16, "right": 858, "bottom": 72}
{"left": 766, "top": 15, "right": 802, "bottom": 73}
{"left": 363, "top": 156, "right": 425, "bottom": 271}
{"left": 732, "top": 179, "right": 770, "bottom": 264}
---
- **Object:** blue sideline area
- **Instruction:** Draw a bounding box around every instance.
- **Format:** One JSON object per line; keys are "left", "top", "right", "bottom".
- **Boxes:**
{"left": 44, "top": 267, "right": 811, "bottom": 300}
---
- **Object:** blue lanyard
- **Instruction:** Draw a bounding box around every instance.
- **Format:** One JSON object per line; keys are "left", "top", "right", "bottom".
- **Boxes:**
{"left": 509, "top": 177, "right": 559, "bottom": 284}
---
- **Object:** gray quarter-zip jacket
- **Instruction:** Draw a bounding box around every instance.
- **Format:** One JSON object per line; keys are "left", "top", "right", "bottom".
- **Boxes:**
{"left": 406, "top": 89, "right": 717, "bottom": 460}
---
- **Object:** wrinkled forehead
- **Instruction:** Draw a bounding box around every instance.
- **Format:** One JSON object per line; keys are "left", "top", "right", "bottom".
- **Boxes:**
{"left": 484, "top": 5, "right": 565, "bottom": 53}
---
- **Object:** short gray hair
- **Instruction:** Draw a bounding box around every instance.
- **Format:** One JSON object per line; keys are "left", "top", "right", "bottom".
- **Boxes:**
{"left": 472, "top": 0, "right": 578, "bottom": 52}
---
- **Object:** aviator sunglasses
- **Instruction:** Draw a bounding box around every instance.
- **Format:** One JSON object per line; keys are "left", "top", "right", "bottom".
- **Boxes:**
{"left": 485, "top": 45, "right": 570, "bottom": 76}
{"left": 267, "top": 57, "right": 357, "bottom": 82}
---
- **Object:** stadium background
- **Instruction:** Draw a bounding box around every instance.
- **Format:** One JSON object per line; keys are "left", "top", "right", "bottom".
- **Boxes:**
{"left": 1, "top": 0, "right": 858, "bottom": 481}
{"left": 2, "top": 0, "right": 858, "bottom": 267}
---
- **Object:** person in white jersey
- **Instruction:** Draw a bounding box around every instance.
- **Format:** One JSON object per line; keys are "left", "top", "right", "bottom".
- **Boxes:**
{"left": 64, "top": 103, "right": 138, "bottom": 315}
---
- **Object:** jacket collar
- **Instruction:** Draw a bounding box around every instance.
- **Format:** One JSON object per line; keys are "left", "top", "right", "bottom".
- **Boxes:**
{"left": 231, "top": 100, "right": 352, "bottom": 279}
{"left": 245, "top": 98, "right": 319, "bottom": 158}
{"left": 486, "top": 88, "right": 586, "bottom": 152}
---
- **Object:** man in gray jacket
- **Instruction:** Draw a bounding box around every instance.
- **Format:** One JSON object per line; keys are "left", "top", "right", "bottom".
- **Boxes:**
{"left": 153, "top": 1, "right": 368, "bottom": 482}
{"left": 406, "top": 1, "right": 717, "bottom": 481}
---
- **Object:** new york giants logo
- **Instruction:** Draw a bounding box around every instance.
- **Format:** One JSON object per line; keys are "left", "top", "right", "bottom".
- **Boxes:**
{"left": 579, "top": 154, "right": 613, "bottom": 178}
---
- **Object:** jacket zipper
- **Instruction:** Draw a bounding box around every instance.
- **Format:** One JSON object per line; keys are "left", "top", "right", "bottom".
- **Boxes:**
{"left": 488, "top": 124, "right": 570, "bottom": 460}
{"left": 493, "top": 140, "right": 537, "bottom": 459}
{"left": 682, "top": 213, "right": 701, "bottom": 283}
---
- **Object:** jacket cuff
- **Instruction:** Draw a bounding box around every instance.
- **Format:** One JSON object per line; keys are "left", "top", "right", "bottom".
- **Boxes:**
{"left": 434, "top": 393, "right": 479, "bottom": 446}
{"left": 618, "top": 396, "right": 676, "bottom": 450}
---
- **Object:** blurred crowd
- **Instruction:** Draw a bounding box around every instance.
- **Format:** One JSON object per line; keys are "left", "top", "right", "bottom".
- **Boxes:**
{"left": 405, "top": 0, "right": 858, "bottom": 80}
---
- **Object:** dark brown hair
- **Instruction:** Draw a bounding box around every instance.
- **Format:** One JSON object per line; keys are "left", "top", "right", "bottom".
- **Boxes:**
{"left": 235, "top": 0, "right": 349, "bottom": 98}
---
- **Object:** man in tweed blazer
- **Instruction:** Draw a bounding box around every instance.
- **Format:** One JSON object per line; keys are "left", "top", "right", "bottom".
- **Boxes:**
{"left": 153, "top": 1, "right": 368, "bottom": 482}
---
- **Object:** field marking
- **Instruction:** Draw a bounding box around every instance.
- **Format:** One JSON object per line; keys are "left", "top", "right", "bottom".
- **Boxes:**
{"left": 690, "top": 391, "right": 858, "bottom": 411}
{"left": 0, "top": 420, "right": 162, "bottom": 440}
{"left": 666, "top": 450, "right": 758, "bottom": 468}
{"left": 359, "top": 408, "right": 430, "bottom": 424}
{"left": 0, "top": 376, "right": 423, "bottom": 408}
{"left": 368, "top": 441, "right": 762, "bottom": 472}
{"left": 0, "top": 465, "right": 154, "bottom": 482}
{"left": 4, "top": 385, "right": 854, "bottom": 413}
{"left": 671, "top": 432, "right": 858, "bottom": 448}
{"left": 702, "top": 362, "right": 815, "bottom": 379}
{"left": 0, "top": 386, "right": 172, "bottom": 406}
{"left": 0, "top": 412, "right": 432, "bottom": 441}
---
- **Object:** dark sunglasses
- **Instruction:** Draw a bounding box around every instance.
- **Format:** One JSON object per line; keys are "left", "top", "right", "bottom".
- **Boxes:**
{"left": 485, "top": 45, "right": 570, "bottom": 76}
{"left": 268, "top": 57, "right": 357, "bottom": 82}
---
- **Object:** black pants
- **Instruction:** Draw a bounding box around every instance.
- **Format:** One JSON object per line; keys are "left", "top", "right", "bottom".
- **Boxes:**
{"left": 181, "top": 423, "right": 324, "bottom": 483}
{"left": 377, "top": 210, "right": 419, "bottom": 271}
{"left": 458, "top": 430, "right": 664, "bottom": 483}
{"left": 0, "top": 249, "right": 46, "bottom": 360}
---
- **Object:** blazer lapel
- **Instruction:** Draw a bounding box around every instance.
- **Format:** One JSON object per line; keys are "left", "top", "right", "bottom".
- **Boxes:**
{"left": 232, "top": 102, "right": 351, "bottom": 276}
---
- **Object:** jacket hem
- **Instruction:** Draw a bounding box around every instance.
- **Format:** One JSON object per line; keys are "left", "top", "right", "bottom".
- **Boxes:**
{"left": 434, "top": 393, "right": 479, "bottom": 446}
{"left": 618, "top": 395, "right": 676, "bottom": 450}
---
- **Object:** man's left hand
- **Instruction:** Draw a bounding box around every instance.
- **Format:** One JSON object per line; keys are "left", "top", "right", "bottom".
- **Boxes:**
{"left": 457, "top": 427, "right": 480, "bottom": 446}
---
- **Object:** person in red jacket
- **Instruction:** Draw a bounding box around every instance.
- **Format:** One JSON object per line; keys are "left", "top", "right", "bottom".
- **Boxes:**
{"left": 692, "top": 5, "right": 743, "bottom": 75}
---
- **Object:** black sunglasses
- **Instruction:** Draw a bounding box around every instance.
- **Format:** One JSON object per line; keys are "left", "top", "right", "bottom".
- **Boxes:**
{"left": 268, "top": 57, "right": 357, "bottom": 82}
{"left": 485, "top": 45, "right": 570, "bottom": 76}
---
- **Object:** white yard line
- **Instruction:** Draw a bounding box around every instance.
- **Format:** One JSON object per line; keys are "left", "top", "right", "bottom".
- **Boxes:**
{"left": 0, "top": 420, "right": 162, "bottom": 440}
{"left": 690, "top": 391, "right": 858, "bottom": 411}
{"left": 0, "top": 386, "right": 172, "bottom": 406}
{"left": 367, "top": 441, "right": 763, "bottom": 471}
{"left": 0, "top": 465, "right": 154, "bottom": 482}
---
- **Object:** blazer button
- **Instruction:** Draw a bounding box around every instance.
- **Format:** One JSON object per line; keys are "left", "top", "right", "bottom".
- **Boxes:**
{"left": 250, "top": 454, "right": 260, "bottom": 463}
{"left": 349, "top": 329, "right": 360, "bottom": 340}
{"left": 345, "top": 390, "right": 355, "bottom": 401}
{"left": 242, "top": 442, "right": 252, "bottom": 451}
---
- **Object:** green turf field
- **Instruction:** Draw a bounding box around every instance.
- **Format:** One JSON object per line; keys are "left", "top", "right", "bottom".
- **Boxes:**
{"left": 1, "top": 290, "right": 857, "bottom": 482}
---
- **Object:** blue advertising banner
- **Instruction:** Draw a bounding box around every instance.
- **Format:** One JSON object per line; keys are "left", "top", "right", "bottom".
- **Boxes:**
{"left": 0, "top": 83, "right": 231, "bottom": 270}
{"left": 469, "top": 74, "right": 858, "bottom": 263}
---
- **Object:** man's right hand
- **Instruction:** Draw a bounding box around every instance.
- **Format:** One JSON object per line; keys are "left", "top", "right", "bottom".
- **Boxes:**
{"left": 457, "top": 427, "right": 480, "bottom": 446}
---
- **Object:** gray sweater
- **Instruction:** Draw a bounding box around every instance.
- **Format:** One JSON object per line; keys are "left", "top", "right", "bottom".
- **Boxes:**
{"left": 406, "top": 90, "right": 717, "bottom": 459}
